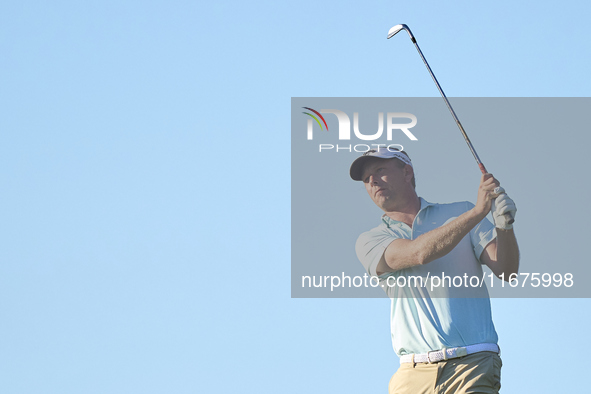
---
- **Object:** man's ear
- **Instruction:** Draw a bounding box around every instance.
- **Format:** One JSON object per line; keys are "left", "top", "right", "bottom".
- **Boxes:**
{"left": 404, "top": 165, "right": 414, "bottom": 183}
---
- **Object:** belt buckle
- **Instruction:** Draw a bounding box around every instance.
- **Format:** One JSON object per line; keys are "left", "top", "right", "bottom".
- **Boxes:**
{"left": 455, "top": 346, "right": 468, "bottom": 358}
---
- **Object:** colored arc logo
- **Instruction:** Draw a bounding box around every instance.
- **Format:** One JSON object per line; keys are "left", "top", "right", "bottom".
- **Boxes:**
{"left": 302, "top": 107, "right": 329, "bottom": 131}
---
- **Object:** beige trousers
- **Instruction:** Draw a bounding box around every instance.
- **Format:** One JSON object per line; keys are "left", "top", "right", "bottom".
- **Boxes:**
{"left": 388, "top": 351, "right": 502, "bottom": 394}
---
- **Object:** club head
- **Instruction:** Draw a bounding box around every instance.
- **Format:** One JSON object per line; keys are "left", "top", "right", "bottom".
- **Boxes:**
{"left": 387, "top": 24, "right": 405, "bottom": 39}
{"left": 387, "top": 24, "right": 415, "bottom": 41}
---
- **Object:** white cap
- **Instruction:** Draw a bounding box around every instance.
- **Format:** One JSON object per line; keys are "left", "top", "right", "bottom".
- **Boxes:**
{"left": 349, "top": 148, "right": 412, "bottom": 181}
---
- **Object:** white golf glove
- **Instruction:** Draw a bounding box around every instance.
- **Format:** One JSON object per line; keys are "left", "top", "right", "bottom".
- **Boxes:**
{"left": 491, "top": 187, "right": 516, "bottom": 230}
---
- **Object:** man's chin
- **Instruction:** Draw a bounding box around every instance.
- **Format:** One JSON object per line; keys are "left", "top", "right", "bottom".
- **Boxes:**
{"left": 375, "top": 199, "right": 393, "bottom": 211}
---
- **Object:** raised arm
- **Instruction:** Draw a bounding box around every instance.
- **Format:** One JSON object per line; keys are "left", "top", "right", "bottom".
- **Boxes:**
{"left": 480, "top": 189, "right": 520, "bottom": 281}
{"left": 376, "top": 173, "right": 502, "bottom": 276}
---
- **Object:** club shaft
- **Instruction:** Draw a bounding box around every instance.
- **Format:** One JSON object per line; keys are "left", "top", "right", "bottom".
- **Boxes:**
{"left": 391, "top": 25, "right": 514, "bottom": 223}
{"left": 411, "top": 40, "right": 487, "bottom": 174}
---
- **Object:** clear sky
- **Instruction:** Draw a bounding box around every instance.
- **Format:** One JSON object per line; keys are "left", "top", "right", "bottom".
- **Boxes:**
{"left": 1, "top": 1, "right": 589, "bottom": 393}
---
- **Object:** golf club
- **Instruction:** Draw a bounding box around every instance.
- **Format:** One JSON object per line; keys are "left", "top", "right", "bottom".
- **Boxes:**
{"left": 387, "top": 24, "right": 514, "bottom": 224}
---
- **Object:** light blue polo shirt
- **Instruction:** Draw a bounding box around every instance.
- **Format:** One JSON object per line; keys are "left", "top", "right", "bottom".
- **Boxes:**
{"left": 355, "top": 198, "right": 498, "bottom": 356}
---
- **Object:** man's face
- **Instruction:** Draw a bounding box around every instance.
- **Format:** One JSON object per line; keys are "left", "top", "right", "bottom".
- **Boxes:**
{"left": 361, "top": 158, "right": 410, "bottom": 211}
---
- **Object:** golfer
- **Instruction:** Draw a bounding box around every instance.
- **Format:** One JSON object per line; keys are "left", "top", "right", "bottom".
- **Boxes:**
{"left": 350, "top": 148, "right": 519, "bottom": 394}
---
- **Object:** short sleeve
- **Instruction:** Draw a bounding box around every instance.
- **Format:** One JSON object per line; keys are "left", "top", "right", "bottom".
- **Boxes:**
{"left": 355, "top": 229, "right": 397, "bottom": 277}
{"left": 465, "top": 201, "right": 497, "bottom": 261}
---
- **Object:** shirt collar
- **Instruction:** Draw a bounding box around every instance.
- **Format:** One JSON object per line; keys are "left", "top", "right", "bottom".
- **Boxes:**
{"left": 419, "top": 197, "right": 434, "bottom": 210}
{"left": 381, "top": 197, "right": 434, "bottom": 227}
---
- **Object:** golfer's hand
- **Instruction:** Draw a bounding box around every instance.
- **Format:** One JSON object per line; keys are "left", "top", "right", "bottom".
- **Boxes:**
{"left": 474, "top": 173, "right": 500, "bottom": 218}
{"left": 491, "top": 187, "right": 516, "bottom": 230}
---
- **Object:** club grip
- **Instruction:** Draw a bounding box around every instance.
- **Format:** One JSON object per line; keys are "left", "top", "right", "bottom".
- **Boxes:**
{"left": 504, "top": 212, "right": 515, "bottom": 225}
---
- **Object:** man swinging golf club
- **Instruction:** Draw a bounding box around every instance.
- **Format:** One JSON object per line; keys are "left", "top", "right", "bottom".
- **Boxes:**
{"left": 351, "top": 148, "right": 519, "bottom": 393}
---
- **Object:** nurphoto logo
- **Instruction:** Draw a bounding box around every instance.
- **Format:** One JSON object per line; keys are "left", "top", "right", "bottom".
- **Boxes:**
{"left": 302, "top": 107, "right": 418, "bottom": 153}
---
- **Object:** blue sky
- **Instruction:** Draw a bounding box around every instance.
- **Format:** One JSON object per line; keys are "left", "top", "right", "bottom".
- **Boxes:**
{"left": 1, "top": 1, "right": 589, "bottom": 393}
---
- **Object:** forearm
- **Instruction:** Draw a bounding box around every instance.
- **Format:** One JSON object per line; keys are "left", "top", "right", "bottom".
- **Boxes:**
{"left": 384, "top": 208, "right": 486, "bottom": 271}
{"left": 492, "top": 228, "right": 520, "bottom": 279}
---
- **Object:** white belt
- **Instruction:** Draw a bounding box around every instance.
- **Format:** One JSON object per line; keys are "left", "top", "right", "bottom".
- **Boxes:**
{"left": 400, "top": 343, "right": 500, "bottom": 364}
